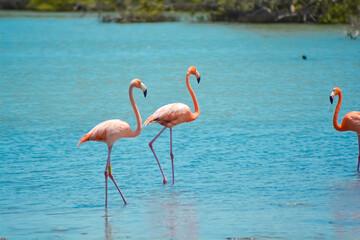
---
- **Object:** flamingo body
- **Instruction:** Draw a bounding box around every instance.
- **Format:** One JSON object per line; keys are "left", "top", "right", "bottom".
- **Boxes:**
{"left": 337, "top": 111, "right": 360, "bottom": 133}
{"left": 145, "top": 66, "right": 201, "bottom": 184}
{"left": 78, "top": 119, "right": 132, "bottom": 147}
{"left": 330, "top": 87, "right": 360, "bottom": 172}
{"left": 145, "top": 103, "right": 193, "bottom": 128}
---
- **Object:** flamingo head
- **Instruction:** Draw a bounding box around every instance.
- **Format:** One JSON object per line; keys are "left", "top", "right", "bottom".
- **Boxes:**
{"left": 131, "top": 79, "right": 147, "bottom": 97}
{"left": 330, "top": 87, "right": 340, "bottom": 104}
{"left": 188, "top": 66, "right": 201, "bottom": 84}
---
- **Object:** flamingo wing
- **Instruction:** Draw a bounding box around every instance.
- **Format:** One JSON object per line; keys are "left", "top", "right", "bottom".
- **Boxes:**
{"left": 144, "top": 103, "right": 192, "bottom": 128}
{"left": 78, "top": 119, "right": 131, "bottom": 146}
{"left": 343, "top": 111, "right": 360, "bottom": 133}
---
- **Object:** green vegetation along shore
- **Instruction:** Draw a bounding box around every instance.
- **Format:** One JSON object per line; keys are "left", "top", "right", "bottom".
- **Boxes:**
{"left": 1, "top": 0, "right": 359, "bottom": 24}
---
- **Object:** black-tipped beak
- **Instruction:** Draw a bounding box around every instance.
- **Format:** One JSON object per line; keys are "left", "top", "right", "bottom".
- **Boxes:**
{"left": 143, "top": 89, "right": 147, "bottom": 98}
{"left": 330, "top": 96, "right": 333, "bottom": 104}
{"left": 197, "top": 76, "right": 200, "bottom": 84}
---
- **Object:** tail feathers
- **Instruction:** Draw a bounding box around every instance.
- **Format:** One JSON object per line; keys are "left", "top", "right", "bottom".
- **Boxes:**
{"left": 78, "top": 132, "right": 92, "bottom": 146}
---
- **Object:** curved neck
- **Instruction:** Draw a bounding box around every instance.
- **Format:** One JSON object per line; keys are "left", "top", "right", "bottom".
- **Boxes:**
{"left": 333, "top": 91, "right": 343, "bottom": 131}
{"left": 128, "top": 83, "right": 142, "bottom": 137}
{"left": 186, "top": 72, "right": 199, "bottom": 121}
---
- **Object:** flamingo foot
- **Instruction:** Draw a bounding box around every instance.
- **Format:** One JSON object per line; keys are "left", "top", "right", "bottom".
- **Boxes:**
{"left": 163, "top": 178, "right": 168, "bottom": 185}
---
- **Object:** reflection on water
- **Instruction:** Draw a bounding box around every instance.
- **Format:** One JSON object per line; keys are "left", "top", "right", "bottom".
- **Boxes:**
{"left": 147, "top": 190, "right": 198, "bottom": 240}
{"left": 332, "top": 175, "right": 360, "bottom": 239}
{"left": 104, "top": 209, "right": 113, "bottom": 240}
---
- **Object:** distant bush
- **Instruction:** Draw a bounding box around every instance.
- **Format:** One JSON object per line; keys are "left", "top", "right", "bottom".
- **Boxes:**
{"left": 25, "top": 0, "right": 99, "bottom": 11}
{"left": 0, "top": 0, "right": 30, "bottom": 9}
{"left": 315, "top": 0, "right": 360, "bottom": 23}
{"left": 26, "top": 0, "right": 73, "bottom": 11}
{"left": 0, "top": 0, "right": 359, "bottom": 23}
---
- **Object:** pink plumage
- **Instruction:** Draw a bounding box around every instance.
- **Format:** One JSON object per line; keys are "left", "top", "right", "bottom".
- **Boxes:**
{"left": 145, "top": 66, "right": 201, "bottom": 185}
{"left": 144, "top": 103, "right": 193, "bottom": 128}
{"left": 78, "top": 79, "right": 147, "bottom": 207}
{"left": 78, "top": 119, "right": 132, "bottom": 147}
{"left": 330, "top": 87, "right": 360, "bottom": 172}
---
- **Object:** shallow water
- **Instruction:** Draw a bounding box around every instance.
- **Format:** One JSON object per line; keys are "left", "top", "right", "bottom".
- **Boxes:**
{"left": 1, "top": 14, "right": 360, "bottom": 240}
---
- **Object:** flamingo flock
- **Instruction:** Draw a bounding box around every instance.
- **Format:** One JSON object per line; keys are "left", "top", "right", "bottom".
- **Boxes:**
{"left": 78, "top": 67, "right": 360, "bottom": 207}
{"left": 78, "top": 67, "right": 201, "bottom": 206}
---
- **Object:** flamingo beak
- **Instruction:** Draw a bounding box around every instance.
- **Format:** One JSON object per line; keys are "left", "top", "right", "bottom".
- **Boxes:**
{"left": 196, "top": 70, "right": 200, "bottom": 84}
{"left": 329, "top": 91, "right": 335, "bottom": 104}
{"left": 141, "top": 83, "right": 147, "bottom": 98}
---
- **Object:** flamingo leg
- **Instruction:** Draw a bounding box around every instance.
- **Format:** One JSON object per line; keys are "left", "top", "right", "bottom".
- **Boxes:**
{"left": 149, "top": 126, "right": 168, "bottom": 184}
{"left": 104, "top": 146, "right": 127, "bottom": 206}
{"left": 109, "top": 173, "right": 127, "bottom": 205}
{"left": 105, "top": 173, "right": 108, "bottom": 208}
{"left": 357, "top": 134, "right": 360, "bottom": 173}
{"left": 170, "top": 128, "right": 174, "bottom": 184}
{"left": 104, "top": 146, "right": 112, "bottom": 208}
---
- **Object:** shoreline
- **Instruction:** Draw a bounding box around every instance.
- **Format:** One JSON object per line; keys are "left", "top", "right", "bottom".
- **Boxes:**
{"left": 0, "top": 10, "right": 358, "bottom": 26}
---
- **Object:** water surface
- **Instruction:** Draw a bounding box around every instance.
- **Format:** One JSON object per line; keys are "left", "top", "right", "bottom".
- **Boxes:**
{"left": 1, "top": 14, "right": 360, "bottom": 239}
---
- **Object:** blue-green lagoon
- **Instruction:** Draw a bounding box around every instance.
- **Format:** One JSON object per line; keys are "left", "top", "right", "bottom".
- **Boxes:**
{"left": 1, "top": 13, "right": 360, "bottom": 239}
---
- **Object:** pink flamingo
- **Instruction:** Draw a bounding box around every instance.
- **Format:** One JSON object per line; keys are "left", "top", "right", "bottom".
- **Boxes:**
{"left": 330, "top": 87, "right": 360, "bottom": 172}
{"left": 78, "top": 79, "right": 147, "bottom": 207}
{"left": 144, "top": 66, "right": 201, "bottom": 184}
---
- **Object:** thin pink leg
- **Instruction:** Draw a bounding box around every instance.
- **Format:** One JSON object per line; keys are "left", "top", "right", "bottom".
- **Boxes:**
{"left": 109, "top": 174, "right": 127, "bottom": 205}
{"left": 104, "top": 146, "right": 112, "bottom": 208}
{"left": 104, "top": 146, "right": 127, "bottom": 205}
{"left": 170, "top": 128, "right": 174, "bottom": 184}
{"left": 105, "top": 171, "right": 108, "bottom": 208}
{"left": 357, "top": 135, "right": 360, "bottom": 173}
{"left": 149, "top": 126, "right": 168, "bottom": 184}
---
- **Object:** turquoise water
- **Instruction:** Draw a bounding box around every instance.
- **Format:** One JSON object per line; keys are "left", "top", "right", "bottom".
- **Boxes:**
{"left": 1, "top": 15, "right": 360, "bottom": 240}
